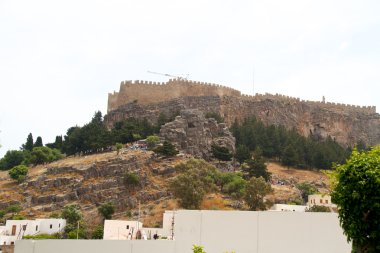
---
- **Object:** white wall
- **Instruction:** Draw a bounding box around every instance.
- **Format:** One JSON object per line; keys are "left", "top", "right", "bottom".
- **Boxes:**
{"left": 103, "top": 220, "right": 143, "bottom": 240}
{"left": 15, "top": 211, "right": 352, "bottom": 253}
{"left": 270, "top": 204, "right": 307, "bottom": 212}
{"left": 36, "top": 219, "right": 66, "bottom": 234}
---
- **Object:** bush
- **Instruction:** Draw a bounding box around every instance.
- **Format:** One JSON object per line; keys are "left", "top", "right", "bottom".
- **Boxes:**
{"left": 91, "top": 225, "right": 104, "bottom": 239}
{"left": 9, "top": 165, "right": 28, "bottom": 182}
{"left": 23, "top": 233, "right": 60, "bottom": 239}
{"left": 98, "top": 202, "right": 115, "bottom": 220}
{"left": 124, "top": 172, "right": 140, "bottom": 187}
{"left": 154, "top": 141, "right": 178, "bottom": 157}
{"left": 306, "top": 205, "right": 330, "bottom": 212}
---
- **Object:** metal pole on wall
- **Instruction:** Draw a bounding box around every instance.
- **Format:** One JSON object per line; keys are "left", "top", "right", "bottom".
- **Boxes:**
{"left": 76, "top": 221, "right": 79, "bottom": 239}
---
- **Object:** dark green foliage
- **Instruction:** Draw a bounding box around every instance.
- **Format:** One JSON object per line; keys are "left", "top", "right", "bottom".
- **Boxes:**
{"left": 232, "top": 117, "right": 350, "bottom": 169}
{"left": 61, "top": 205, "right": 82, "bottom": 227}
{"left": 306, "top": 205, "right": 330, "bottom": 212}
{"left": 111, "top": 118, "right": 155, "bottom": 145}
{"left": 244, "top": 176, "right": 273, "bottom": 211}
{"left": 0, "top": 150, "right": 26, "bottom": 170}
{"left": 30, "top": 147, "right": 63, "bottom": 165}
{"left": 34, "top": 136, "right": 43, "bottom": 147}
{"left": 282, "top": 144, "right": 298, "bottom": 167}
{"left": 9, "top": 165, "right": 28, "bottom": 182}
{"left": 115, "top": 143, "right": 123, "bottom": 155}
{"left": 91, "top": 225, "right": 104, "bottom": 239}
{"left": 205, "top": 112, "right": 224, "bottom": 123}
{"left": 154, "top": 141, "right": 178, "bottom": 157}
{"left": 330, "top": 147, "right": 380, "bottom": 253}
{"left": 22, "top": 133, "right": 34, "bottom": 151}
{"left": 124, "top": 172, "right": 140, "bottom": 186}
{"left": 211, "top": 144, "right": 232, "bottom": 162}
{"left": 46, "top": 136, "right": 63, "bottom": 150}
{"left": 98, "top": 202, "right": 115, "bottom": 220}
{"left": 296, "top": 182, "right": 318, "bottom": 203}
{"left": 234, "top": 145, "right": 251, "bottom": 164}
{"left": 146, "top": 135, "right": 160, "bottom": 150}
{"left": 5, "top": 205, "right": 21, "bottom": 214}
{"left": 63, "top": 111, "right": 112, "bottom": 155}
{"left": 170, "top": 159, "right": 216, "bottom": 209}
{"left": 242, "top": 158, "right": 271, "bottom": 182}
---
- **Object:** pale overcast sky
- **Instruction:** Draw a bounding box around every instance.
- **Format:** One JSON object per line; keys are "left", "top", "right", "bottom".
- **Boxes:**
{"left": 1, "top": 0, "right": 380, "bottom": 157}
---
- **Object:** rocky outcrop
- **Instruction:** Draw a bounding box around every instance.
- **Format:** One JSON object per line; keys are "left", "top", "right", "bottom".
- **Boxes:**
{"left": 159, "top": 109, "right": 235, "bottom": 159}
{"left": 0, "top": 151, "right": 169, "bottom": 213}
{"left": 105, "top": 95, "right": 380, "bottom": 147}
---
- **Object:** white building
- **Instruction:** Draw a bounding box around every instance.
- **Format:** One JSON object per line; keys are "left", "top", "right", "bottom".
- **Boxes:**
{"left": 103, "top": 211, "right": 175, "bottom": 240}
{"left": 0, "top": 218, "right": 65, "bottom": 246}
{"left": 308, "top": 194, "right": 337, "bottom": 208}
{"left": 269, "top": 204, "right": 308, "bottom": 212}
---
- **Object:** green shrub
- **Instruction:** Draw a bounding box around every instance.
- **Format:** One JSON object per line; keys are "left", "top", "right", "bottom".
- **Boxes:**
{"left": 9, "top": 165, "right": 28, "bottom": 182}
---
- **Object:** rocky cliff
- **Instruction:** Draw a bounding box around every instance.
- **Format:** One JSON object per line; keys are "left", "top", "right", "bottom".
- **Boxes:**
{"left": 105, "top": 95, "right": 380, "bottom": 147}
{"left": 159, "top": 109, "right": 235, "bottom": 159}
{"left": 0, "top": 151, "right": 172, "bottom": 217}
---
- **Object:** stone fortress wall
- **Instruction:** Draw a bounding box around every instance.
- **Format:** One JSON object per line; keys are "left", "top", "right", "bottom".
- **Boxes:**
{"left": 108, "top": 79, "right": 241, "bottom": 112}
{"left": 108, "top": 79, "right": 376, "bottom": 114}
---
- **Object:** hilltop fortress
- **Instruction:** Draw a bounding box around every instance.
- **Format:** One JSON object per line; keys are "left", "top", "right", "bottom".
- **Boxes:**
{"left": 105, "top": 79, "right": 380, "bottom": 147}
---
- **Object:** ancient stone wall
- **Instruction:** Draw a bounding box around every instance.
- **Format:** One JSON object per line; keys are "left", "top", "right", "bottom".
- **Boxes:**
{"left": 107, "top": 79, "right": 241, "bottom": 112}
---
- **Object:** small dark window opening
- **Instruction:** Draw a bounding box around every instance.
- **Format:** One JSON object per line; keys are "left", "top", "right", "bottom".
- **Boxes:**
{"left": 126, "top": 225, "right": 129, "bottom": 229}
{"left": 50, "top": 224, "right": 52, "bottom": 229}
{"left": 36, "top": 225, "right": 38, "bottom": 231}
{"left": 22, "top": 225, "right": 27, "bottom": 231}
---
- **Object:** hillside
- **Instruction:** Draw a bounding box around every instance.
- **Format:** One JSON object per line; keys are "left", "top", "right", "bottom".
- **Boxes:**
{"left": 0, "top": 149, "right": 330, "bottom": 227}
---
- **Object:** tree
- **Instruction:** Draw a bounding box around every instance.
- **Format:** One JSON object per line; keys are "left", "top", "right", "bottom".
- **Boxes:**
{"left": 330, "top": 147, "right": 380, "bottom": 253}
{"left": 169, "top": 159, "right": 216, "bottom": 209}
{"left": 154, "top": 141, "right": 178, "bottom": 157}
{"left": 98, "top": 202, "right": 115, "bottom": 220}
{"left": 281, "top": 144, "right": 298, "bottom": 168}
{"left": 9, "top": 165, "right": 28, "bottom": 182}
{"left": 22, "top": 133, "right": 34, "bottom": 151}
{"left": 242, "top": 157, "right": 271, "bottom": 182}
{"left": 0, "top": 150, "right": 26, "bottom": 170}
{"left": 92, "top": 225, "right": 104, "bottom": 239}
{"left": 61, "top": 205, "right": 82, "bottom": 230}
{"left": 115, "top": 143, "right": 123, "bottom": 155}
{"left": 30, "top": 146, "right": 63, "bottom": 165}
{"left": 296, "top": 182, "right": 318, "bottom": 204}
{"left": 244, "top": 177, "right": 273, "bottom": 211}
{"left": 34, "top": 136, "right": 43, "bottom": 147}
{"left": 234, "top": 145, "right": 251, "bottom": 164}
{"left": 211, "top": 144, "right": 232, "bottom": 162}
{"left": 146, "top": 135, "right": 160, "bottom": 150}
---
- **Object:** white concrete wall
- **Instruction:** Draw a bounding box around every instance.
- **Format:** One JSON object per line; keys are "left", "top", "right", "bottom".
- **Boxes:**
{"left": 36, "top": 219, "right": 65, "bottom": 234}
{"left": 15, "top": 211, "right": 351, "bottom": 253}
{"left": 270, "top": 204, "right": 307, "bottom": 212}
{"left": 103, "top": 220, "right": 143, "bottom": 240}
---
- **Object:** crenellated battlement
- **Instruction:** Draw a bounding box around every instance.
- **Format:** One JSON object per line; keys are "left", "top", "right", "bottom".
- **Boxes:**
{"left": 107, "top": 79, "right": 376, "bottom": 114}
{"left": 241, "top": 92, "right": 376, "bottom": 114}
{"left": 107, "top": 79, "right": 241, "bottom": 112}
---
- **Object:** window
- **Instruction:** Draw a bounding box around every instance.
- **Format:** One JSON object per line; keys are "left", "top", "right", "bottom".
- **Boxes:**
{"left": 325, "top": 199, "right": 328, "bottom": 204}
{"left": 50, "top": 224, "right": 52, "bottom": 229}
{"left": 126, "top": 225, "right": 129, "bottom": 229}
{"left": 320, "top": 199, "right": 323, "bottom": 204}
{"left": 59, "top": 223, "right": 61, "bottom": 228}
{"left": 10, "top": 242, "right": 14, "bottom": 245}
{"left": 22, "top": 225, "right": 27, "bottom": 231}
{"left": 36, "top": 225, "right": 38, "bottom": 231}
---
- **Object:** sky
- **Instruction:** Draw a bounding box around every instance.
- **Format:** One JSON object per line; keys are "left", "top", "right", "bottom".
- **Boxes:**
{"left": 1, "top": 0, "right": 380, "bottom": 157}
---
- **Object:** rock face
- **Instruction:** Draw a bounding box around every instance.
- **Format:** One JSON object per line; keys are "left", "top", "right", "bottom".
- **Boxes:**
{"left": 159, "top": 109, "right": 235, "bottom": 159}
{"left": 0, "top": 151, "right": 170, "bottom": 213}
{"left": 105, "top": 95, "right": 380, "bottom": 147}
